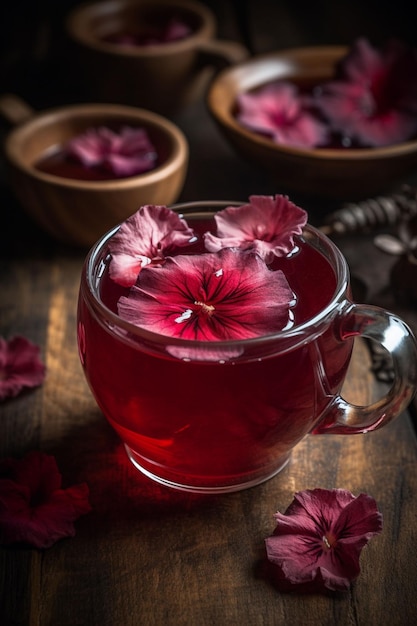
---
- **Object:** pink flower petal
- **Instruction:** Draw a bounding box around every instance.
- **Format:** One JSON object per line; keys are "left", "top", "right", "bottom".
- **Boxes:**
{"left": 265, "top": 488, "right": 383, "bottom": 593}
{"left": 117, "top": 248, "right": 294, "bottom": 341}
{"left": 0, "top": 451, "right": 91, "bottom": 548}
{"left": 204, "top": 195, "right": 307, "bottom": 263}
{"left": 66, "top": 126, "right": 158, "bottom": 177}
{"left": 315, "top": 38, "right": 417, "bottom": 146}
{"left": 237, "top": 81, "right": 330, "bottom": 148}
{"left": 109, "top": 205, "right": 195, "bottom": 287}
{"left": 0, "top": 336, "right": 46, "bottom": 401}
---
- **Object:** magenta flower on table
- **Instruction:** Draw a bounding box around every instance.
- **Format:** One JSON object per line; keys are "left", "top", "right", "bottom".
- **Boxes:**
{"left": 236, "top": 81, "right": 330, "bottom": 148}
{"left": 315, "top": 38, "right": 417, "bottom": 147}
{"left": 204, "top": 195, "right": 307, "bottom": 264}
{"left": 109, "top": 205, "right": 195, "bottom": 287}
{"left": 0, "top": 451, "right": 91, "bottom": 548}
{"left": 0, "top": 336, "right": 46, "bottom": 401}
{"left": 66, "top": 126, "right": 158, "bottom": 177}
{"left": 117, "top": 248, "right": 294, "bottom": 341}
{"left": 265, "top": 488, "right": 383, "bottom": 593}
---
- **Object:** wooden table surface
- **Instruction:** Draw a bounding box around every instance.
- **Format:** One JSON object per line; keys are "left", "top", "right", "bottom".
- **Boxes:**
{"left": 1, "top": 2, "right": 417, "bottom": 624}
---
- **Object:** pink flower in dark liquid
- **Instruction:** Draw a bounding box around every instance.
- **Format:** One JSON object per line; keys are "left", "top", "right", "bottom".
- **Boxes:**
{"left": 117, "top": 249, "right": 294, "bottom": 341}
{"left": 105, "top": 17, "right": 192, "bottom": 47}
{"left": 0, "top": 336, "right": 46, "bottom": 401}
{"left": 204, "top": 195, "right": 307, "bottom": 263}
{"left": 315, "top": 38, "right": 417, "bottom": 147}
{"left": 0, "top": 451, "right": 91, "bottom": 548}
{"left": 109, "top": 205, "right": 195, "bottom": 287}
{"left": 265, "top": 488, "right": 383, "bottom": 593}
{"left": 66, "top": 126, "right": 158, "bottom": 177}
{"left": 236, "top": 81, "right": 330, "bottom": 148}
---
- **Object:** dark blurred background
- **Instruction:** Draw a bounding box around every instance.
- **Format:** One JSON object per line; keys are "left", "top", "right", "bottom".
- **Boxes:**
{"left": 1, "top": 0, "right": 416, "bottom": 109}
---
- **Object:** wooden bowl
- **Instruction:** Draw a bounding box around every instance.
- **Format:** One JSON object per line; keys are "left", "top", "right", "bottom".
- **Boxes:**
{"left": 65, "top": 0, "right": 248, "bottom": 115}
{"left": 2, "top": 96, "right": 188, "bottom": 247}
{"left": 207, "top": 46, "right": 417, "bottom": 200}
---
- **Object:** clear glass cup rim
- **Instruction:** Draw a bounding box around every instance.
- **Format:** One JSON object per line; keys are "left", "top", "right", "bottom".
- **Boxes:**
{"left": 81, "top": 200, "right": 351, "bottom": 350}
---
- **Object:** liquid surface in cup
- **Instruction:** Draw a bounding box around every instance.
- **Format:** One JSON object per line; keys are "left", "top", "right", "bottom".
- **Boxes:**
{"left": 102, "top": 15, "right": 194, "bottom": 47}
{"left": 78, "top": 214, "right": 353, "bottom": 490}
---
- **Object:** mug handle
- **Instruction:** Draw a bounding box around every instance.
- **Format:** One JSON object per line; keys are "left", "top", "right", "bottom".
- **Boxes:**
{"left": 313, "top": 302, "right": 417, "bottom": 435}
{"left": 0, "top": 93, "right": 35, "bottom": 126}
{"left": 195, "top": 39, "right": 249, "bottom": 69}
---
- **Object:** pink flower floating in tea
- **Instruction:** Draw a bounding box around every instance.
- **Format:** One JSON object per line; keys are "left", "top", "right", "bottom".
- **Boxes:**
{"left": 236, "top": 38, "right": 417, "bottom": 149}
{"left": 265, "top": 488, "right": 383, "bottom": 593}
{"left": 109, "top": 204, "right": 195, "bottom": 287}
{"left": 315, "top": 38, "right": 417, "bottom": 147}
{"left": 117, "top": 248, "right": 294, "bottom": 341}
{"left": 236, "top": 81, "right": 330, "bottom": 148}
{"left": 66, "top": 126, "right": 158, "bottom": 178}
{"left": 0, "top": 451, "right": 91, "bottom": 548}
{"left": 204, "top": 194, "right": 307, "bottom": 263}
{"left": 0, "top": 336, "right": 46, "bottom": 401}
{"left": 109, "top": 195, "right": 305, "bottom": 341}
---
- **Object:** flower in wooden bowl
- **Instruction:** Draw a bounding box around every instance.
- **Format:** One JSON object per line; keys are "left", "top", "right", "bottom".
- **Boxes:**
{"left": 207, "top": 39, "right": 417, "bottom": 201}
{"left": 2, "top": 96, "right": 188, "bottom": 247}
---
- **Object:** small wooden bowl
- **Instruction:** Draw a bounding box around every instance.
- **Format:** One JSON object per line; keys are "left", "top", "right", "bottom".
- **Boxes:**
{"left": 207, "top": 46, "right": 417, "bottom": 200}
{"left": 2, "top": 96, "right": 188, "bottom": 247}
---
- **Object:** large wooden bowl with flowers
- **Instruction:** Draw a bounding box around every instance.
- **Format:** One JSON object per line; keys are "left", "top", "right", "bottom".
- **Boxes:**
{"left": 207, "top": 40, "right": 417, "bottom": 201}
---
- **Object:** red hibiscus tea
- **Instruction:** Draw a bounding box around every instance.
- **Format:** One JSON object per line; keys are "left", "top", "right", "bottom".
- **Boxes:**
{"left": 77, "top": 200, "right": 417, "bottom": 492}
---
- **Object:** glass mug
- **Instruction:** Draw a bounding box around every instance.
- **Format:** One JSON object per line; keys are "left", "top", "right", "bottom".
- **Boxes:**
{"left": 77, "top": 201, "right": 417, "bottom": 493}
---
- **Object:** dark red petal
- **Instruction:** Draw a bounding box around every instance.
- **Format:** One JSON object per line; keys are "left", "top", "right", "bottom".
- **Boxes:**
{"left": 0, "top": 452, "right": 91, "bottom": 548}
{"left": 265, "top": 489, "right": 382, "bottom": 593}
{"left": 0, "top": 336, "right": 46, "bottom": 401}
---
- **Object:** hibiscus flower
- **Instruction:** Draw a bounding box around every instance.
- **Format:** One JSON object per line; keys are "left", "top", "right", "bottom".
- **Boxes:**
{"left": 236, "top": 81, "right": 330, "bottom": 148}
{"left": 0, "top": 336, "right": 46, "bottom": 401}
{"left": 117, "top": 248, "right": 294, "bottom": 341}
{"left": 0, "top": 451, "right": 91, "bottom": 548}
{"left": 265, "top": 488, "right": 383, "bottom": 593}
{"left": 65, "top": 125, "right": 158, "bottom": 177}
{"left": 315, "top": 38, "right": 417, "bottom": 147}
{"left": 109, "top": 204, "right": 195, "bottom": 287}
{"left": 204, "top": 195, "right": 307, "bottom": 263}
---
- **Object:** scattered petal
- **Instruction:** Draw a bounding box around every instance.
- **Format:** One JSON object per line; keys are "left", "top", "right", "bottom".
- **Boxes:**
{"left": 65, "top": 126, "right": 158, "bottom": 178}
{"left": 236, "top": 81, "right": 330, "bottom": 148}
{"left": 0, "top": 336, "right": 46, "bottom": 401}
{"left": 0, "top": 451, "right": 92, "bottom": 548}
{"left": 109, "top": 204, "right": 195, "bottom": 287}
{"left": 117, "top": 248, "right": 294, "bottom": 341}
{"left": 265, "top": 488, "right": 383, "bottom": 593}
{"left": 204, "top": 195, "right": 307, "bottom": 263}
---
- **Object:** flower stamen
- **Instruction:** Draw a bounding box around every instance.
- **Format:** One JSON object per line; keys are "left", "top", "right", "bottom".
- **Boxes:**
{"left": 194, "top": 301, "right": 215, "bottom": 315}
